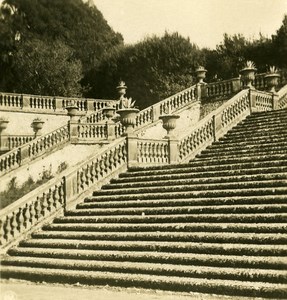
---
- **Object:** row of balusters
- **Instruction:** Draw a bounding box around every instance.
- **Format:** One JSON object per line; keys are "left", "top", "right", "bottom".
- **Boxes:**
{"left": 0, "top": 127, "right": 69, "bottom": 174}
{"left": 76, "top": 141, "right": 127, "bottom": 193}
{"left": 1, "top": 181, "right": 65, "bottom": 246}
{"left": 221, "top": 93, "right": 250, "bottom": 127}
{"left": 179, "top": 119, "right": 214, "bottom": 160}
{"left": 137, "top": 141, "right": 169, "bottom": 164}
{"left": 255, "top": 92, "right": 274, "bottom": 111}
{"left": 8, "top": 136, "right": 34, "bottom": 149}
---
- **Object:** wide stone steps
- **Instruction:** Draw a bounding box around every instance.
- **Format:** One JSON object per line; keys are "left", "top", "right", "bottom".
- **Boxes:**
{"left": 1, "top": 266, "right": 286, "bottom": 298}
{"left": 2, "top": 257, "right": 286, "bottom": 283}
{"left": 2, "top": 109, "right": 287, "bottom": 298}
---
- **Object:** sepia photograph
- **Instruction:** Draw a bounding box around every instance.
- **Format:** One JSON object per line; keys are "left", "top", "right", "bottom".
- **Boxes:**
{"left": 0, "top": 0, "right": 287, "bottom": 299}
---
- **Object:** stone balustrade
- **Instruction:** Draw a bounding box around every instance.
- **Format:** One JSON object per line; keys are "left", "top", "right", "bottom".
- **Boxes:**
{"left": 0, "top": 138, "right": 127, "bottom": 248}
{"left": 0, "top": 92, "right": 116, "bottom": 114}
{"left": 1, "top": 84, "right": 287, "bottom": 248}
{"left": 0, "top": 125, "right": 69, "bottom": 176}
{"left": 253, "top": 90, "right": 274, "bottom": 111}
{"left": 7, "top": 135, "right": 34, "bottom": 149}
{"left": 204, "top": 78, "right": 241, "bottom": 99}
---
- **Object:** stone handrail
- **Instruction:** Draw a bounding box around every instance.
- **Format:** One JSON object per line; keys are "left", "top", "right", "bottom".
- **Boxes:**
{"left": 0, "top": 138, "right": 127, "bottom": 248}
{"left": 0, "top": 92, "right": 116, "bottom": 114}
{"left": 178, "top": 89, "right": 275, "bottom": 163}
{"left": 0, "top": 125, "right": 69, "bottom": 176}
{"left": 135, "top": 84, "right": 197, "bottom": 129}
{"left": 278, "top": 84, "right": 287, "bottom": 109}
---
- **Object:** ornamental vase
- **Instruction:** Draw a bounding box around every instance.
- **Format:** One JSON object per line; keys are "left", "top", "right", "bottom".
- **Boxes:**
{"left": 159, "top": 114, "right": 180, "bottom": 138}
{"left": 116, "top": 108, "right": 139, "bottom": 135}
{"left": 264, "top": 73, "right": 280, "bottom": 93}
{"left": 240, "top": 68, "right": 256, "bottom": 89}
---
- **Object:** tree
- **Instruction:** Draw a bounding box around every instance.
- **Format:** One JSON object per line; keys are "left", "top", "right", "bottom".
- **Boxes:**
{"left": 0, "top": 0, "right": 123, "bottom": 93}
{"left": 90, "top": 32, "right": 203, "bottom": 108}
{"left": 272, "top": 14, "right": 287, "bottom": 69}
{"left": 12, "top": 38, "right": 83, "bottom": 96}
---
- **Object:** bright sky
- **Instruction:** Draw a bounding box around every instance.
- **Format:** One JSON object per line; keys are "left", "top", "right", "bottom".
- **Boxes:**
{"left": 94, "top": 0, "right": 287, "bottom": 49}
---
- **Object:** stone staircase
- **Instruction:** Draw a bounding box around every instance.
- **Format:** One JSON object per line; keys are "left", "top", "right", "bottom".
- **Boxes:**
{"left": 1, "top": 108, "right": 287, "bottom": 298}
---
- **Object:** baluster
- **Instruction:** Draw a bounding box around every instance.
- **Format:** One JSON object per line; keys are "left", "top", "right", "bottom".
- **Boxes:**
{"left": 3, "top": 215, "right": 12, "bottom": 242}
{"left": 24, "top": 203, "right": 32, "bottom": 229}
{"left": 11, "top": 211, "right": 19, "bottom": 237}
{"left": 30, "top": 201, "right": 36, "bottom": 225}
{"left": 41, "top": 193, "right": 48, "bottom": 217}
{"left": 17, "top": 207, "right": 25, "bottom": 232}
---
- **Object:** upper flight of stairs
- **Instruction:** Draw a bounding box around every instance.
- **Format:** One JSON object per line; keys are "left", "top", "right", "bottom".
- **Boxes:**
{"left": 1, "top": 109, "right": 287, "bottom": 298}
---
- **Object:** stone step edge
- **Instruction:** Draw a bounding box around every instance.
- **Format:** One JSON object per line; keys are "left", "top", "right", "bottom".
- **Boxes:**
{"left": 1, "top": 266, "right": 286, "bottom": 298}
{"left": 2, "top": 257, "right": 286, "bottom": 283}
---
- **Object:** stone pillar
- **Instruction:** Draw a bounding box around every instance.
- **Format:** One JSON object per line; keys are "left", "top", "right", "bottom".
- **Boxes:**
{"left": 249, "top": 89, "right": 257, "bottom": 113}
{"left": 272, "top": 93, "right": 279, "bottom": 110}
{"left": 168, "top": 138, "right": 178, "bottom": 164}
{"left": 126, "top": 134, "right": 138, "bottom": 168}
{"left": 66, "top": 103, "right": 80, "bottom": 144}
{"left": 0, "top": 118, "right": 9, "bottom": 154}
{"left": 31, "top": 118, "right": 45, "bottom": 138}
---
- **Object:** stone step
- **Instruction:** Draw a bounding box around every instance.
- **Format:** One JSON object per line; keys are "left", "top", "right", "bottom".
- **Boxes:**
{"left": 213, "top": 135, "right": 287, "bottom": 146}
{"left": 87, "top": 187, "right": 287, "bottom": 203}
{"left": 28, "top": 231, "right": 287, "bottom": 246}
{"left": 43, "top": 222, "right": 287, "bottom": 234}
{"left": 230, "top": 122, "right": 287, "bottom": 133}
{"left": 54, "top": 213, "right": 287, "bottom": 224}
{"left": 204, "top": 141, "right": 287, "bottom": 153}
{"left": 1, "top": 266, "right": 286, "bottom": 298}
{"left": 79, "top": 195, "right": 287, "bottom": 210}
{"left": 192, "top": 154, "right": 287, "bottom": 166}
{"left": 196, "top": 148, "right": 287, "bottom": 159}
{"left": 92, "top": 180, "right": 287, "bottom": 197}
{"left": 2, "top": 256, "right": 286, "bottom": 283}
{"left": 112, "top": 168, "right": 287, "bottom": 185}
{"left": 228, "top": 126, "right": 287, "bottom": 136}
{"left": 105, "top": 173, "right": 287, "bottom": 190}
{"left": 219, "top": 133, "right": 287, "bottom": 144}
{"left": 70, "top": 204, "right": 287, "bottom": 217}
{"left": 126, "top": 158, "right": 287, "bottom": 176}
{"left": 6, "top": 247, "right": 287, "bottom": 269}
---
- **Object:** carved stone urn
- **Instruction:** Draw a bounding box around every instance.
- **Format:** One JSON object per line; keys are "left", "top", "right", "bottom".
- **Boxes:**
{"left": 31, "top": 118, "right": 45, "bottom": 137}
{"left": 195, "top": 66, "right": 207, "bottom": 84}
{"left": 159, "top": 114, "right": 180, "bottom": 138}
{"left": 116, "top": 108, "right": 139, "bottom": 136}
{"left": 0, "top": 118, "right": 9, "bottom": 133}
{"left": 264, "top": 72, "right": 280, "bottom": 93}
{"left": 65, "top": 102, "right": 79, "bottom": 120}
{"left": 240, "top": 61, "right": 257, "bottom": 89}
{"left": 103, "top": 106, "right": 116, "bottom": 121}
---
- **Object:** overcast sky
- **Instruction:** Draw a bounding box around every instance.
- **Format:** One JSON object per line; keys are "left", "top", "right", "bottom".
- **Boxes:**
{"left": 94, "top": 0, "right": 287, "bottom": 49}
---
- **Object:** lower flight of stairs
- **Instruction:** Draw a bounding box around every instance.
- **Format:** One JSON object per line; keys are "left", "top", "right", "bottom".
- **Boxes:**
{"left": 1, "top": 109, "right": 287, "bottom": 298}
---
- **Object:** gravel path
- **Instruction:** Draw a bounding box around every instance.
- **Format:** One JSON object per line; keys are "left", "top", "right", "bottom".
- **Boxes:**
{"left": 0, "top": 280, "right": 244, "bottom": 300}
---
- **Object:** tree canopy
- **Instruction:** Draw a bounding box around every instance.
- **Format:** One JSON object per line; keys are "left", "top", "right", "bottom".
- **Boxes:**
{"left": 0, "top": 0, "right": 123, "bottom": 95}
